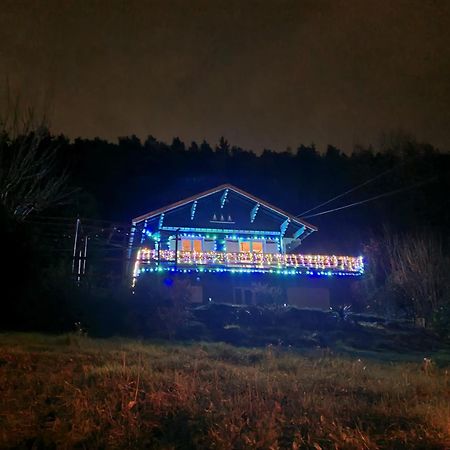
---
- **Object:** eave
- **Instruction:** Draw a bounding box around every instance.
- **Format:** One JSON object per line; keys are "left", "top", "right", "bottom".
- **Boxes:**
{"left": 132, "top": 183, "right": 317, "bottom": 233}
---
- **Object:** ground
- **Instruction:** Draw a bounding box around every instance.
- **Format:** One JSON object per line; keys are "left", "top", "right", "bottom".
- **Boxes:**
{"left": 0, "top": 333, "right": 449, "bottom": 449}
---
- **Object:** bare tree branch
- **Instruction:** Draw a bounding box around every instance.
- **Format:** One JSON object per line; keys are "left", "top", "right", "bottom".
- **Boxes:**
{"left": 383, "top": 231, "right": 449, "bottom": 320}
{"left": 0, "top": 96, "right": 75, "bottom": 221}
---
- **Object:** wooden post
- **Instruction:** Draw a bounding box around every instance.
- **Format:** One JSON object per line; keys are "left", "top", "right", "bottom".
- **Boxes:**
{"left": 71, "top": 218, "right": 80, "bottom": 278}
{"left": 174, "top": 228, "right": 180, "bottom": 270}
{"left": 77, "top": 249, "right": 83, "bottom": 285}
{"left": 125, "top": 225, "right": 136, "bottom": 283}
{"left": 82, "top": 236, "right": 88, "bottom": 275}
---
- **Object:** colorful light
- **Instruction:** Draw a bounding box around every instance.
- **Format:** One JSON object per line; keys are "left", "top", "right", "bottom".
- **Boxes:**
{"left": 137, "top": 266, "right": 362, "bottom": 277}
{"left": 133, "top": 247, "right": 364, "bottom": 280}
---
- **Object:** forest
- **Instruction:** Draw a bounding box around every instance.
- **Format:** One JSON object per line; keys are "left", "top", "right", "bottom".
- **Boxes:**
{"left": 1, "top": 121, "right": 449, "bottom": 337}
{"left": 56, "top": 133, "right": 449, "bottom": 254}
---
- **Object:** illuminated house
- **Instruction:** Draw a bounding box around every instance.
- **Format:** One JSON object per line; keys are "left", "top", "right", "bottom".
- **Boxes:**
{"left": 130, "top": 184, "right": 363, "bottom": 308}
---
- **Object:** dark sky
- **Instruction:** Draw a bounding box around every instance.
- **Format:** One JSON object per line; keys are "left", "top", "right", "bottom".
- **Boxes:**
{"left": 1, "top": 0, "right": 449, "bottom": 152}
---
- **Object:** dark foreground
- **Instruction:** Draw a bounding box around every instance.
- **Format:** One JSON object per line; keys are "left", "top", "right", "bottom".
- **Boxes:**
{"left": 0, "top": 333, "right": 449, "bottom": 449}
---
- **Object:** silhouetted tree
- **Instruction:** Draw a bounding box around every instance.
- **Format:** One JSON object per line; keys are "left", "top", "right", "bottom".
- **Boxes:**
{"left": 189, "top": 141, "right": 200, "bottom": 152}
{"left": 216, "top": 136, "right": 230, "bottom": 155}
{"left": 170, "top": 137, "right": 186, "bottom": 153}
{"left": 0, "top": 108, "right": 71, "bottom": 221}
{"left": 200, "top": 140, "right": 213, "bottom": 154}
{"left": 118, "top": 134, "right": 142, "bottom": 152}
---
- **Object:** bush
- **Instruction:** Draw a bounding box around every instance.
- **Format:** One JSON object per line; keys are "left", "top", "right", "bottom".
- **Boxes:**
{"left": 431, "top": 304, "right": 450, "bottom": 339}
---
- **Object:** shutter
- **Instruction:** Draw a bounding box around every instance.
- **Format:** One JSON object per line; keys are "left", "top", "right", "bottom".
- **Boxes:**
{"left": 203, "top": 239, "right": 215, "bottom": 252}
{"left": 169, "top": 238, "right": 179, "bottom": 251}
{"left": 225, "top": 239, "right": 239, "bottom": 252}
{"left": 265, "top": 241, "right": 279, "bottom": 254}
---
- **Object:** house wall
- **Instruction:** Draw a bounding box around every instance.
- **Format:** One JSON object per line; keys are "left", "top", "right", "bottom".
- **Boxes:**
{"left": 165, "top": 235, "right": 282, "bottom": 254}
{"left": 189, "top": 285, "right": 203, "bottom": 303}
{"left": 286, "top": 287, "right": 330, "bottom": 309}
{"left": 139, "top": 272, "right": 348, "bottom": 310}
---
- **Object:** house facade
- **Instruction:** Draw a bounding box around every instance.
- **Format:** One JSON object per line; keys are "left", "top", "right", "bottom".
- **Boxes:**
{"left": 129, "top": 184, "right": 363, "bottom": 308}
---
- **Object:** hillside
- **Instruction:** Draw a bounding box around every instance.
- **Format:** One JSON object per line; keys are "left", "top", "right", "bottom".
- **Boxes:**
{"left": 1, "top": 333, "right": 449, "bottom": 449}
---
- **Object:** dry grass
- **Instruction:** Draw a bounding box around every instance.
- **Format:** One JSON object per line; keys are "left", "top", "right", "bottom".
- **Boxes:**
{"left": 0, "top": 333, "right": 449, "bottom": 449}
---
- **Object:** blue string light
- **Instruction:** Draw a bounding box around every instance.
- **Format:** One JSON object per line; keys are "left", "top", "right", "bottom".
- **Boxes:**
{"left": 138, "top": 266, "right": 363, "bottom": 277}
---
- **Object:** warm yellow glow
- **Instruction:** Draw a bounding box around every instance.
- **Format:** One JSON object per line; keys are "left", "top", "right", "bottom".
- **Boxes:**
{"left": 181, "top": 239, "right": 192, "bottom": 251}
{"left": 193, "top": 239, "right": 202, "bottom": 252}
{"left": 240, "top": 241, "right": 251, "bottom": 252}
{"left": 252, "top": 241, "right": 263, "bottom": 253}
{"left": 135, "top": 248, "right": 364, "bottom": 273}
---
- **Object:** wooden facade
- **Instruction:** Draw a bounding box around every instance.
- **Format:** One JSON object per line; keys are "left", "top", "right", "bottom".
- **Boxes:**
{"left": 129, "top": 184, "right": 363, "bottom": 308}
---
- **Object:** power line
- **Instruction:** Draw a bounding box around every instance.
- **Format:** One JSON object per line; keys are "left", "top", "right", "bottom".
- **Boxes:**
{"left": 302, "top": 177, "right": 435, "bottom": 219}
{"left": 297, "top": 165, "right": 402, "bottom": 217}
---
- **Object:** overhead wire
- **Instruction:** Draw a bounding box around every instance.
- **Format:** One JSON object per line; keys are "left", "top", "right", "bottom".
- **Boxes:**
{"left": 297, "top": 165, "right": 401, "bottom": 217}
{"left": 302, "top": 177, "right": 436, "bottom": 219}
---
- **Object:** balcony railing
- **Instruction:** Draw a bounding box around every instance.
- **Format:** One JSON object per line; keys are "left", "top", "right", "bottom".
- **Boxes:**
{"left": 133, "top": 248, "right": 364, "bottom": 277}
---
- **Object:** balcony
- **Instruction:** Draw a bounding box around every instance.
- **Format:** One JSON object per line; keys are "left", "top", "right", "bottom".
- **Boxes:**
{"left": 133, "top": 248, "right": 364, "bottom": 278}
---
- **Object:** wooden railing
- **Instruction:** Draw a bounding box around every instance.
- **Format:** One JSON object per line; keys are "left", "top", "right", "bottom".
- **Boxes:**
{"left": 134, "top": 248, "right": 364, "bottom": 275}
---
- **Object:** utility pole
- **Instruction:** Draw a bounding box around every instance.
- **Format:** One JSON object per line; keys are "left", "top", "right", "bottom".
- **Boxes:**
{"left": 71, "top": 218, "right": 80, "bottom": 276}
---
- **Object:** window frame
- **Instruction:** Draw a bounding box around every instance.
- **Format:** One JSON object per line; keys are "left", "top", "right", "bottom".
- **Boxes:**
{"left": 179, "top": 237, "right": 203, "bottom": 252}
{"left": 239, "top": 239, "right": 265, "bottom": 253}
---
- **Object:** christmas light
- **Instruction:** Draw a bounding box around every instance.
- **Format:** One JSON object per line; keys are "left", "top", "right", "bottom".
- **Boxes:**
{"left": 159, "top": 226, "right": 281, "bottom": 236}
{"left": 133, "top": 248, "right": 364, "bottom": 279}
{"left": 136, "top": 266, "right": 363, "bottom": 277}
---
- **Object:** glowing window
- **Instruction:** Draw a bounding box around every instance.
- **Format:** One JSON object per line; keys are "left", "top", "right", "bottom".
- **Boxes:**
{"left": 240, "top": 241, "right": 251, "bottom": 252}
{"left": 252, "top": 241, "right": 263, "bottom": 253}
{"left": 181, "top": 239, "right": 192, "bottom": 251}
{"left": 193, "top": 239, "right": 202, "bottom": 252}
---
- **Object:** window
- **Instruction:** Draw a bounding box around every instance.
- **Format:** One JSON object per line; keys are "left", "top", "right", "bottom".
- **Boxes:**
{"left": 180, "top": 238, "right": 202, "bottom": 252}
{"left": 239, "top": 240, "right": 263, "bottom": 253}
{"left": 193, "top": 239, "right": 202, "bottom": 252}
{"left": 181, "top": 239, "right": 192, "bottom": 252}
{"left": 252, "top": 241, "right": 263, "bottom": 253}
{"left": 240, "top": 241, "right": 251, "bottom": 252}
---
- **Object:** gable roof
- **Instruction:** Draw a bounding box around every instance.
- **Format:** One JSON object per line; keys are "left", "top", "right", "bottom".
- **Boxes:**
{"left": 132, "top": 183, "right": 317, "bottom": 232}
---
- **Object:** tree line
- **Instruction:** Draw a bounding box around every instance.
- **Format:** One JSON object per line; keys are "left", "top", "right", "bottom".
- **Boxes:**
{"left": 1, "top": 112, "right": 449, "bottom": 333}
{"left": 54, "top": 133, "right": 449, "bottom": 252}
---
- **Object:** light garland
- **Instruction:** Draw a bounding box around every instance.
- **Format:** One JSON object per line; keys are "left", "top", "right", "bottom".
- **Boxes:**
{"left": 133, "top": 248, "right": 364, "bottom": 279}
{"left": 138, "top": 266, "right": 361, "bottom": 277}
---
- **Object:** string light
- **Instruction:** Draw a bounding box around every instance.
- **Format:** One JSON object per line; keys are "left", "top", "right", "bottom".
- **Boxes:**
{"left": 137, "top": 266, "right": 362, "bottom": 277}
{"left": 133, "top": 248, "right": 364, "bottom": 280}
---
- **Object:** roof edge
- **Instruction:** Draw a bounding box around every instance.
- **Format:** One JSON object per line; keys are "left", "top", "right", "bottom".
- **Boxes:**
{"left": 132, "top": 183, "right": 318, "bottom": 232}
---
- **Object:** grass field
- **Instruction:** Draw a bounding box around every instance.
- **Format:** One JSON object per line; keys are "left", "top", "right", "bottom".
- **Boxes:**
{"left": 0, "top": 333, "right": 449, "bottom": 449}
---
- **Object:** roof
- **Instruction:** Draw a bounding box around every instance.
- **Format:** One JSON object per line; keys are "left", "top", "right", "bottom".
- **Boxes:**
{"left": 132, "top": 183, "right": 317, "bottom": 232}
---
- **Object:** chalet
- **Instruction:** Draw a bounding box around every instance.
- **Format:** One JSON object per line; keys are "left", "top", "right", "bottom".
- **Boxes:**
{"left": 129, "top": 184, "right": 363, "bottom": 308}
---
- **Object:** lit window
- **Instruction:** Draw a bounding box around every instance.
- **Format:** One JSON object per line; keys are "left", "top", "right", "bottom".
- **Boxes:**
{"left": 181, "top": 239, "right": 192, "bottom": 251}
{"left": 240, "top": 241, "right": 251, "bottom": 252}
{"left": 193, "top": 239, "right": 202, "bottom": 252}
{"left": 252, "top": 241, "right": 263, "bottom": 253}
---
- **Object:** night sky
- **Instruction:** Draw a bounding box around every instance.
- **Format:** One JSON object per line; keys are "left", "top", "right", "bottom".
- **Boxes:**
{"left": 1, "top": 0, "right": 449, "bottom": 152}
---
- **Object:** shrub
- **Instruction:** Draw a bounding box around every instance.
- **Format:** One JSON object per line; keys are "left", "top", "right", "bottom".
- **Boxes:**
{"left": 431, "top": 304, "right": 450, "bottom": 339}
